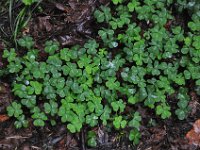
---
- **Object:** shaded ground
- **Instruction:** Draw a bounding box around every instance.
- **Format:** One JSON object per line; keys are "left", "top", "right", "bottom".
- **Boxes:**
{"left": 0, "top": 0, "right": 200, "bottom": 149}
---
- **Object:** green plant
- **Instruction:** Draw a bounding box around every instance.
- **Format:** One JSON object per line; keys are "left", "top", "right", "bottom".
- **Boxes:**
{"left": 129, "top": 129, "right": 141, "bottom": 145}
{"left": 128, "top": 112, "right": 141, "bottom": 130}
{"left": 4, "top": 0, "right": 200, "bottom": 147}
{"left": 31, "top": 107, "right": 48, "bottom": 126}
{"left": 94, "top": 6, "right": 112, "bottom": 23}
{"left": 156, "top": 103, "right": 171, "bottom": 119}
{"left": 87, "top": 131, "right": 97, "bottom": 147}
{"left": 18, "top": 36, "right": 34, "bottom": 49}
{"left": 7, "top": 102, "right": 28, "bottom": 128}
{"left": 175, "top": 88, "right": 191, "bottom": 120}
{"left": 7, "top": 0, "right": 42, "bottom": 45}
{"left": 98, "top": 29, "right": 117, "bottom": 48}
{"left": 127, "top": 0, "right": 140, "bottom": 12}
{"left": 111, "top": 99, "right": 125, "bottom": 113}
{"left": 112, "top": 0, "right": 123, "bottom": 5}
{"left": 113, "top": 116, "right": 127, "bottom": 129}
{"left": 92, "top": 0, "right": 200, "bottom": 144}
{"left": 22, "top": 0, "right": 39, "bottom": 5}
{"left": 7, "top": 102, "right": 23, "bottom": 118}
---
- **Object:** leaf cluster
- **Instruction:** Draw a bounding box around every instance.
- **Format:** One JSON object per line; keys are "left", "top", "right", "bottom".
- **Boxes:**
{"left": 4, "top": 0, "right": 200, "bottom": 147}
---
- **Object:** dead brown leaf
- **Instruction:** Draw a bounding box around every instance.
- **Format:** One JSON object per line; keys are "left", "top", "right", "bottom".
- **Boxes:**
{"left": 186, "top": 119, "right": 200, "bottom": 146}
{"left": 0, "top": 114, "right": 9, "bottom": 122}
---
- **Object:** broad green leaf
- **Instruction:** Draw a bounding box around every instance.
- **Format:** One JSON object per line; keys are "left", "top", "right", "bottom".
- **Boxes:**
{"left": 30, "top": 81, "right": 42, "bottom": 95}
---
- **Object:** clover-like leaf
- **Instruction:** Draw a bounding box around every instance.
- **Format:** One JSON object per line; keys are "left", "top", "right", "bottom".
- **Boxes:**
{"left": 60, "top": 48, "right": 71, "bottom": 61}
{"left": 86, "top": 114, "right": 98, "bottom": 127}
{"left": 30, "top": 81, "right": 42, "bottom": 95}
{"left": 111, "top": 99, "right": 125, "bottom": 113}
{"left": 44, "top": 100, "right": 58, "bottom": 116}
{"left": 18, "top": 36, "right": 34, "bottom": 49}
{"left": 47, "top": 55, "right": 62, "bottom": 67}
{"left": 14, "top": 115, "right": 28, "bottom": 128}
{"left": 67, "top": 124, "right": 76, "bottom": 133}
{"left": 94, "top": 6, "right": 112, "bottom": 23}
{"left": 100, "top": 105, "right": 111, "bottom": 125}
{"left": 128, "top": 0, "right": 140, "bottom": 12}
{"left": 2, "top": 48, "right": 17, "bottom": 62}
{"left": 128, "top": 112, "right": 141, "bottom": 130}
{"left": 112, "top": 0, "right": 123, "bottom": 5}
{"left": 129, "top": 129, "right": 141, "bottom": 145}
{"left": 33, "top": 119, "right": 45, "bottom": 126}
{"left": 106, "top": 77, "right": 120, "bottom": 90}
{"left": 45, "top": 41, "right": 59, "bottom": 55}
{"left": 84, "top": 40, "right": 99, "bottom": 55}
{"left": 7, "top": 102, "right": 23, "bottom": 118}
{"left": 113, "top": 116, "right": 127, "bottom": 129}
{"left": 156, "top": 103, "right": 171, "bottom": 119}
{"left": 87, "top": 131, "right": 97, "bottom": 147}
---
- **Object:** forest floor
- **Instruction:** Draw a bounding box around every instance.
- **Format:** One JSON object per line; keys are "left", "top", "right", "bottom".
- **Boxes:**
{"left": 0, "top": 0, "right": 200, "bottom": 149}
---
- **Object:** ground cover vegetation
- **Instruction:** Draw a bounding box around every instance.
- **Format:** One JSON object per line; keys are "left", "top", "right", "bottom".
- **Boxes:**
{"left": 0, "top": 0, "right": 200, "bottom": 149}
